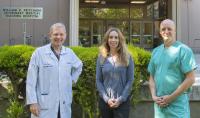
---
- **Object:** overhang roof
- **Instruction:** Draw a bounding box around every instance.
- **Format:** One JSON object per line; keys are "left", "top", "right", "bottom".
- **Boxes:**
{"left": 80, "top": 0, "right": 158, "bottom": 5}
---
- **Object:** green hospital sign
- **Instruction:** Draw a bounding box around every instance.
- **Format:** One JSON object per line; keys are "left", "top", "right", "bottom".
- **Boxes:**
{"left": 1, "top": 7, "right": 43, "bottom": 19}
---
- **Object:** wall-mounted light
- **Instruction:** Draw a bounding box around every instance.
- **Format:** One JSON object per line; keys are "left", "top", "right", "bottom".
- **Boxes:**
{"left": 130, "top": 1, "right": 146, "bottom": 4}
{"left": 85, "top": 0, "right": 100, "bottom": 3}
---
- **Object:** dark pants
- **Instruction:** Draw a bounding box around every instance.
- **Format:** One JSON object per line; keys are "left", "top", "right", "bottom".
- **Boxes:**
{"left": 99, "top": 98, "right": 130, "bottom": 118}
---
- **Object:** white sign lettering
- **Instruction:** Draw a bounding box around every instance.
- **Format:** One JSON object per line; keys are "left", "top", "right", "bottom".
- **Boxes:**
{"left": 1, "top": 7, "right": 43, "bottom": 19}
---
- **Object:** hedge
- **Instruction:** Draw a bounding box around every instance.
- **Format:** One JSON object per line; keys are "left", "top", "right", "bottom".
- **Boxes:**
{"left": 0, "top": 45, "right": 34, "bottom": 100}
{"left": 0, "top": 45, "right": 151, "bottom": 118}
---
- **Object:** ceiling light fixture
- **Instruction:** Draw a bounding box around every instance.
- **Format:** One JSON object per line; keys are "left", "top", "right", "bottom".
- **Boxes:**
{"left": 85, "top": 0, "right": 100, "bottom": 3}
{"left": 100, "top": 0, "right": 106, "bottom": 4}
{"left": 131, "top": 1, "right": 146, "bottom": 4}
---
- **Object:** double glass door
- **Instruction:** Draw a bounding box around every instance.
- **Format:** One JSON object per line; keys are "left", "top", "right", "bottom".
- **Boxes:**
{"left": 106, "top": 20, "right": 129, "bottom": 43}
{"left": 79, "top": 20, "right": 103, "bottom": 47}
{"left": 130, "top": 21, "right": 153, "bottom": 48}
{"left": 79, "top": 20, "right": 153, "bottom": 48}
{"left": 79, "top": 20, "right": 129, "bottom": 47}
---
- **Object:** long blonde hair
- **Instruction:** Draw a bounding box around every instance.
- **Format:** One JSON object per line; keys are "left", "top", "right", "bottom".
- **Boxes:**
{"left": 99, "top": 27, "right": 129, "bottom": 66}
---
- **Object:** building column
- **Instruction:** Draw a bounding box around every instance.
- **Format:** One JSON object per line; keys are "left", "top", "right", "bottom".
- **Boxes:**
{"left": 176, "top": 0, "right": 189, "bottom": 44}
{"left": 69, "top": 0, "right": 79, "bottom": 46}
{"left": 172, "top": 0, "right": 177, "bottom": 26}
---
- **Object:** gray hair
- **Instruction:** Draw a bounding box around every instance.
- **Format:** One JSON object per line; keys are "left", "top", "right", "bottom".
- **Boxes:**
{"left": 49, "top": 23, "right": 66, "bottom": 34}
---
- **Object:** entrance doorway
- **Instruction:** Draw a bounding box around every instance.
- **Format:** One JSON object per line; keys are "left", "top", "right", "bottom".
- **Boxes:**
{"left": 79, "top": 20, "right": 103, "bottom": 47}
{"left": 79, "top": 0, "right": 170, "bottom": 49}
{"left": 106, "top": 20, "right": 129, "bottom": 43}
{"left": 130, "top": 21, "right": 153, "bottom": 48}
{"left": 80, "top": 19, "right": 153, "bottom": 48}
{"left": 91, "top": 20, "right": 103, "bottom": 46}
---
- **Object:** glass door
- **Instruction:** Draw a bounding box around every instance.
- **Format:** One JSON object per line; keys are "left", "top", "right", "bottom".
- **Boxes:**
{"left": 117, "top": 21, "right": 129, "bottom": 43}
{"left": 130, "top": 21, "right": 141, "bottom": 46}
{"left": 106, "top": 20, "right": 129, "bottom": 43}
{"left": 130, "top": 21, "right": 153, "bottom": 48}
{"left": 91, "top": 20, "right": 103, "bottom": 46}
{"left": 142, "top": 22, "right": 153, "bottom": 48}
{"left": 79, "top": 20, "right": 91, "bottom": 47}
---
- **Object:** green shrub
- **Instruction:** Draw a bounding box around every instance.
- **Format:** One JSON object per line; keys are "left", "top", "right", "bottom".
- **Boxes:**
{"left": 72, "top": 46, "right": 151, "bottom": 117}
{"left": 128, "top": 45, "right": 151, "bottom": 105}
{"left": 71, "top": 47, "right": 99, "bottom": 118}
{"left": 6, "top": 99, "right": 24, "bottom": 118}
{"left": 0, "top": 45, "right": 34, "bottom": 100}
{"left": 0, "top": 45, "right": 151, "bottom": 118}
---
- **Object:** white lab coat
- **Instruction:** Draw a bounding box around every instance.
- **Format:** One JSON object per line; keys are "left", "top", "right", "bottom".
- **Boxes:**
{"left": 26, "top": 44, "right": 82, "bottom": 118}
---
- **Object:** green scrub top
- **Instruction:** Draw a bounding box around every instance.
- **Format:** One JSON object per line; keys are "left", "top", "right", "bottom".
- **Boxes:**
{"left": 148, "top": 41, "right": 197, "bottom": 118}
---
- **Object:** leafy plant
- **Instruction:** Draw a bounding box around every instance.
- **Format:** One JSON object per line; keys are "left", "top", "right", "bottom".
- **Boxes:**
{"left": 131, "top": 38, "right": 140, "bottom": 44}
{"left": 6, "top": 99, "right": 24, "bottom": 118}
{"left": 72, "top": 47, "right": 99, "bottom": 118}
{"left": 128, "top": 45, "right": 151, "bottom": 105}
{"left": 0, "top": 45, "right": 151, "bottom": 118}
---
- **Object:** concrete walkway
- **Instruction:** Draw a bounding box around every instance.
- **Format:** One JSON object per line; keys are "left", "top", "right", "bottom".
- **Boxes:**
{"left": 190, "top": 54, "right": 200, "bottom": 101}
{"left": 194, "top": 54, "right": 200, "bottom": 86}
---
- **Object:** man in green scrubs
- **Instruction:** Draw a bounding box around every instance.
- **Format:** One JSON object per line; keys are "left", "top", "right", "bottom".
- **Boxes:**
{"left": 148, "top": 19, "right": 197, "bottom": 118}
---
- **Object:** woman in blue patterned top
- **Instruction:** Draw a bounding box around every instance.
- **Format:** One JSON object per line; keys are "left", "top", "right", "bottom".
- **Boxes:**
{"left": 96, "top": 27, "right": 134, "bottom": 118}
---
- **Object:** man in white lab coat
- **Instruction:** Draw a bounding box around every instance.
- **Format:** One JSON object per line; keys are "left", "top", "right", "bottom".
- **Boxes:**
{"left": 26, "top": 23, "right": 83, "bottom": 118}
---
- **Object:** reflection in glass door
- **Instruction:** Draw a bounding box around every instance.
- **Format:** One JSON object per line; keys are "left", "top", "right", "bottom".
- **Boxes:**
{"left": 143, "top": 22, "right": 153, "bottom": 48}
{"left": 91, "top": 21, "right": 103, "bottom": 46}
{"left": 79, "top": 20, "right": 103, "bottom": 46}
{"left": 130, "top": 21, "right": 141, "bottom": 45}
{"left": 131, "top": 21, "right": 153, "bottom": 48}
{"left": 79, "top": 20, "right": 91, "bottom": 47}
{"left": 80, "top": 20, "right": 153, "bottom": 48}
{"left": 106, "top": 20, "right": 129, "bottom": 43}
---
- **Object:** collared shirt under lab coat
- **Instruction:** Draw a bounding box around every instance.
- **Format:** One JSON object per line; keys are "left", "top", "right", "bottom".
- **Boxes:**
{"left": 26, "top": 44, "right": 83, "bottom": 118}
